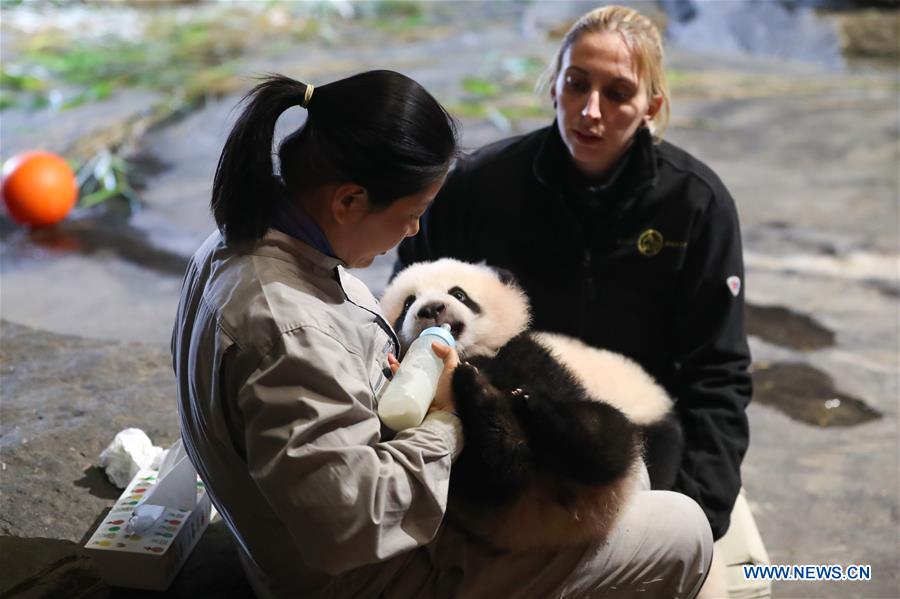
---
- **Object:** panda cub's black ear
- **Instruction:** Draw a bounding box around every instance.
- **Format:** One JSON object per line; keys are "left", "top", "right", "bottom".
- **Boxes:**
{"left": 494, "top": 267, "right": 519, "bottom": 287}
{"left": 473, "top": 259, "right": 519, "bottom": 287}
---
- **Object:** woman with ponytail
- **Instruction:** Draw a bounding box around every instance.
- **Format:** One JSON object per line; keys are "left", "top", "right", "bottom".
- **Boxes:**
{"left": 172, "top": 71, "right": 465, "bottom": 597}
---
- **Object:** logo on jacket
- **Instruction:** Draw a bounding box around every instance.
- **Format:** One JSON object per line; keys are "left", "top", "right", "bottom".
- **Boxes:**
{"left": 637, "top": 229, "right": 664, "bottom": 256}
{"left": 726, "top": 275, "right": 741, "bottom": 297}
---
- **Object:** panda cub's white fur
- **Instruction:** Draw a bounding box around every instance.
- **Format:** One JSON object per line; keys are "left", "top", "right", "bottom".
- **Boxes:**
{"left": 532, "top": 332, "right": 672, "bottom": 426}
{"left": 381, "top": 258, "right": 677, "bottom": 550}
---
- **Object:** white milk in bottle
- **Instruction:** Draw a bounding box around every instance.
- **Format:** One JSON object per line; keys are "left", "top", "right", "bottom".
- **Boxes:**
{"left": 377, "top": 325, "right": 455, "bottom": 431}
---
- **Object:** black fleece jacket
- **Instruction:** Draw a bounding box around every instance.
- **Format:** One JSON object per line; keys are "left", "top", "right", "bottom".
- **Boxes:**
{"left": 396, "top": 124, "right": 752, "bottom": 540}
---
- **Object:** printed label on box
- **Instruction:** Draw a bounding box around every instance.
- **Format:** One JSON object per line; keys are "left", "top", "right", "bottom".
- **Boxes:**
{"left": 84, "top": 468, "right": 211, "bottom": 591}
{"left": 86, "top": 473, "right": 207, "bottom": 555}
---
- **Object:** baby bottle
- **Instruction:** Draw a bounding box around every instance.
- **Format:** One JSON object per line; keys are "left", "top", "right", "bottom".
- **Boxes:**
{"left": 378, "top": 325, "right": 455, "bottom": 431}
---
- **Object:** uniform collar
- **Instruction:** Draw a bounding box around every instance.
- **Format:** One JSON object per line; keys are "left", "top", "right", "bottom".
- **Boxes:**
{"left": 252, "top": 229, "right": 345, "bottom": 276}
{"left": 532, "top": 122, "right": 659, "bottom": 197}
{"left": 270, "top": 187, "right": 338, "bottom": 258}
{"left": 253, "top": 230, "right": 383, "bottom": 310}
{"left": 249, "top": 229, "right": 401, "bottom": 355}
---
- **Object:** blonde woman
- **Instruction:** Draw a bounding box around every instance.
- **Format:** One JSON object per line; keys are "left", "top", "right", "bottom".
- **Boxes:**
{"left": 401, "top": 5, "right": 749, "bottom": 595}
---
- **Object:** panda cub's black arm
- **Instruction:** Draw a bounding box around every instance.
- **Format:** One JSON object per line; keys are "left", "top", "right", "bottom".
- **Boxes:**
{"left": 484, "top": 335, "right": 641, "bottom": 486}
{"left": 450, "top": 362, "right": 533, "bottom": 507}
{"left": 513, "top": 390, "right": 639, "bottom": 486}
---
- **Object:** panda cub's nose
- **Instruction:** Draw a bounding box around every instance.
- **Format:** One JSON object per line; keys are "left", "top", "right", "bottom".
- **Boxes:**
{"left": 417, "top": 302, "right": 445, "bottom": 321}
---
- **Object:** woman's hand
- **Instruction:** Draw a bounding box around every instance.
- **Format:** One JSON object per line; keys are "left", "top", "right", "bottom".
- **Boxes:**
{"left": 387, "top": 352, "right": 401, "bottom": 376}
{"left": 387, "top": 344, "right": 459, "bottom": 416}
{"left": 428, "top": 342, "right": 459, "bottom": 416}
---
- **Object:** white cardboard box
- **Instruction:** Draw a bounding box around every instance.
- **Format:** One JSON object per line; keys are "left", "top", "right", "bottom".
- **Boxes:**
{"left": 84, "top": 469, "right": 211, "bottom": 591}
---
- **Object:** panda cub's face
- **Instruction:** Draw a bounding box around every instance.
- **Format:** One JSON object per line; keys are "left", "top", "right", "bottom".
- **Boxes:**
{"left": 381, "top": 259, "right": 531, "bottom": 359}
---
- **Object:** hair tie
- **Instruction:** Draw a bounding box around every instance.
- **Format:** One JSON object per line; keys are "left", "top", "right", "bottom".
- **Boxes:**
{"left": 300, "top": 83, "right": 314, "bottom": 108}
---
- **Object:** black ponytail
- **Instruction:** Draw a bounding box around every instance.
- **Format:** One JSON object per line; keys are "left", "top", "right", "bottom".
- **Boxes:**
{"left": 210, "top": 75, "right": 309, "bottom": 245}
{"left": 211, "top": 70, "right": 458, "bottom": 246}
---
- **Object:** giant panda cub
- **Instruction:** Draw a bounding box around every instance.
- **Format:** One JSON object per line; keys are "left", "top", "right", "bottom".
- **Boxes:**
{"left": 380, "top": 259, "right": 682, "bottom": 551}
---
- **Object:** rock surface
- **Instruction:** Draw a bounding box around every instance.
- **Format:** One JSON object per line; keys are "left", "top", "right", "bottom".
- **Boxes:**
{"left": 0, "top": 536, "right": 106, "bottom": 598}
{"left": 0, "top": 320, "right": 253, "bottom": 596}
{"left": 0, "top": 320, "right": 178, "bottom": 542}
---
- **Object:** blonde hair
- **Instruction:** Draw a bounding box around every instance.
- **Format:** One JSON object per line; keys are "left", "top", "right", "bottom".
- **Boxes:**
{"left": 538, "top": 5, "right": 671, "bottom": 139}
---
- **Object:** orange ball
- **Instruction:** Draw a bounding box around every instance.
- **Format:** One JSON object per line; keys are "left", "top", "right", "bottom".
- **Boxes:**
{"left": 1, "top": 151, "right": 79, "bottom": 227}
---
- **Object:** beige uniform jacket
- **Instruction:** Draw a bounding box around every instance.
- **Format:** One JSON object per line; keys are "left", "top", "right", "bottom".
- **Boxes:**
{"left": 171, "top": 230, "right": 464, "bottom": 597}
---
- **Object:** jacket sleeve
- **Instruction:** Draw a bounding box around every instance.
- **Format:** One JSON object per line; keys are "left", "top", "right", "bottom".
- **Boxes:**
{"left": 236, "top": 325, "right": 463, "bottom": 576}
{"left": 670, "top": 192, "right": 753, "bottom": 540}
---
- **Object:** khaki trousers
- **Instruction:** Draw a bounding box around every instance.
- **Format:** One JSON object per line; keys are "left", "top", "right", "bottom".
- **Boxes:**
{"left": 243, "top": 467, "right": 714, "bottom": 598}
{"left": 454, "top": 490, "right": 713, "bottom": 598}
{"left": 380, "top": 466, "right": 714, "bottom": 599}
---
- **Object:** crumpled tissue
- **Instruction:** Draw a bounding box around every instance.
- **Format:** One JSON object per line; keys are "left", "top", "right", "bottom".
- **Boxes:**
{"left": 98, "top": 428, "right": 166, "bottom": 488}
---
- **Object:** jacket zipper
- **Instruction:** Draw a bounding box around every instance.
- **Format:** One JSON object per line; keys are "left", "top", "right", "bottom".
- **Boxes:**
{"left": 583, "top": 251, "right": 597, "bottom": 302}
{"left": 581, "top": 250, "right": 597, "bottom": 338}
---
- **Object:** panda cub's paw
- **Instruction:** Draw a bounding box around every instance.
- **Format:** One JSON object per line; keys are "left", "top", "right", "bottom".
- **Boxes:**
{"left": 451, "top": 361, "right": 503, "bottom": 419}
{"left": 508, "top": 386, "right": 535, "bottom": 418}
{"left": 451, "top": 361, "right": 529, "bottom": 446}
{"left": 509, "top": 387, "right": 530, "bottom": 401}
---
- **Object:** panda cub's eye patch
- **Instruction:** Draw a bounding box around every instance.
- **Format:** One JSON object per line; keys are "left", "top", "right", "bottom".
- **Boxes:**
{"left": 394, "top": 294, "right": 417, "bottom": 334}
{"left": 448, "top": 286, "right": 482, "bottom": 314}
{"left": 449, "top": 287, "right": 468, "bottom": 302}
